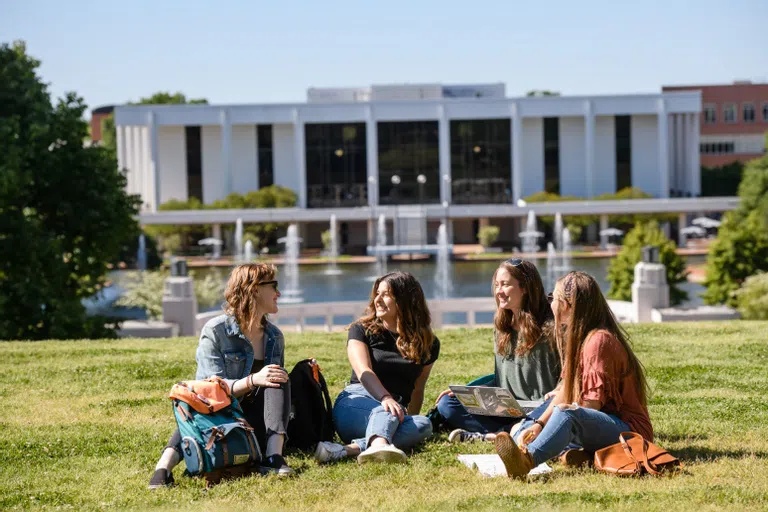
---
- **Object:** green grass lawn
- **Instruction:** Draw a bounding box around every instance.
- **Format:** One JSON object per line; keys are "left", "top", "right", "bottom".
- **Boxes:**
{"left": 2, "top": 322, "right": 767, "bottom": 511}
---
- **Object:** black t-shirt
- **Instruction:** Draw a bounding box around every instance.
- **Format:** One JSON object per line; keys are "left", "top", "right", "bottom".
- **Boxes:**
{"left": 347, "top": 323, "right": 440, "bottom": 407}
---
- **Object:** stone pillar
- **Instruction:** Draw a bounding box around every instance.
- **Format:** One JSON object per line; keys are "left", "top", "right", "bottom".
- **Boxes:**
{"left": 438, "top": 106, "right": 451, "bottom": 205}
{"left": 689, "top": 113, "right": 701, "bottom": 196}
{"left": 657, "top": 100, "right": 670, "bottom": 198}
{"left": 584, "top": 101, "right": 595, "bottom": 198}
{"left": 148, "top": 112, "right": 160, "bottom": 212}
{"left": 599, "top": 214, "right": 609, "bottom": 249}
{"left": 632, "top": 262, "right": 669, "bottom": 323}
{"left": 293, "top": 109, "right": 307, "bottom": 208}
{"left": 678, "top": 213, "right": 687, "bottom": 248}
{"left": 162, "top": 275, "right": 198, "bottom": 336}
{"left": 511, "top": 103, "right": 523, "bottom": 203}
{"left": 212, "top": 223, "right": 222, "bottom": 259}
{"left": 365, "top": 107, "right": 379, "bottom": 206}
{"left": 220, "top": 108, "right": 232, "bottom": 196}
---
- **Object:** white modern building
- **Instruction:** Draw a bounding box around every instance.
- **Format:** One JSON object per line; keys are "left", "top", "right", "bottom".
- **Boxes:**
{"left": 114, "top": 83, "right": 705, "bottom": 249}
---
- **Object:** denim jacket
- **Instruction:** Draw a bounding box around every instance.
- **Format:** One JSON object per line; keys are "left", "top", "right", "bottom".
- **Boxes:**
{"left": 195, "top": 314, "right": 285, "bottom": 382}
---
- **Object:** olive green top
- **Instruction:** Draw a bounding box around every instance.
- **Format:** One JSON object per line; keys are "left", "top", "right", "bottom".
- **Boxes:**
{"left": 493, "top": 329, "right": 561, "bottom": 401}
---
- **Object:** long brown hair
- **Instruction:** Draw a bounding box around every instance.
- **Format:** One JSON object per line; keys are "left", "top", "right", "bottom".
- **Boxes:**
{"left": 355, "top": 271, "right": 435, "bottom": 364}
{"left": 555, "top": 271, "right": 650, "bottom": 407}
{"left": 492, "top": 260, "right": 555, "bottom": 357}
{"left": 223, "top": 263, "right": 277, "bottom": 330}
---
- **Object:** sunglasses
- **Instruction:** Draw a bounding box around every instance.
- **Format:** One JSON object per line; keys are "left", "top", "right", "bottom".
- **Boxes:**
{"left": 504, "top": 258, "right": 524, "bottom": 266}
{"left": 258, "top": 280, "right": 279, "bottom": 291}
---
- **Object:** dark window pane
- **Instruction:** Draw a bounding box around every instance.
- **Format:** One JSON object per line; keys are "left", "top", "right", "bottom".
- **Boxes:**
{"left": 185, "top": 126, "right": 202, "bottom": 201}
{"left": 450, "top": 119, "right": 511, "bottom": 204}
{"left": 257, "top": 125, "right": 273, "bottom": 188}
{"left": 304, "top": 123, "right": 367, "bottom": 207}
{"left": 378, "top": 121, "right": 440, "bottom": 205}
{"left": 543, "top": 117, "right": 560, "bottom": 194}
{"left": 615, "top": 115, "right": 631, "bottom": 190}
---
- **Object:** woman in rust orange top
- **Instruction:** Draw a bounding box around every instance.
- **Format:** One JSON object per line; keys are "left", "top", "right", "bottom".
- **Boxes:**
{"left": 495, "top": 271, "right": 653, "bottom": 478}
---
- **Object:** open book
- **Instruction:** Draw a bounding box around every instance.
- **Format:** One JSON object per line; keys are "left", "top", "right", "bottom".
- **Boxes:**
{"left": 449, "top": 385, "right": 543, "bottom": 417}
{"left": 457, "top": 454, "right": 552, "bottom": 478}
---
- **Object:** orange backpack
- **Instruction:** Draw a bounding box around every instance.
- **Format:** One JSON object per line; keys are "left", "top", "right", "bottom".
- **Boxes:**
{"left": 169, "top": 376, "right": 232, "bottom": 414}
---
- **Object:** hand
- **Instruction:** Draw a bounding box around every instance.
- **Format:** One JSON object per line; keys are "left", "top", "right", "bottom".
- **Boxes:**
{"left": 250, "top": 364, "right": 288, "bottom": 388}
{"left": 434, "top": 388, "right": 454, "bottom": 404}
{"left": 381, "top": 396, "right": 405, "bottom": 423}
{"left": 544, "top": 390, "right": 557, "bottom": 400}
{"left": 516, "top": 422, "right": 543, "bottom": 447}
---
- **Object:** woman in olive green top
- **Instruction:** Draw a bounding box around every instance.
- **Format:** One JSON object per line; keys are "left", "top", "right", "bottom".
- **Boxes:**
{"left": 435, "top": 259, "right": 561, "bottom": 442}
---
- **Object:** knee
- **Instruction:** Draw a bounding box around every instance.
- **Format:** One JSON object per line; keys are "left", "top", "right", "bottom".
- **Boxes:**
{"left": 436, "top": 394, "right": 458, "bottom": 419}
{"left": 416, "top": 416, "right": 433, "bottom": 438}
{"left": 552, "top": 404, "right": 578, "bottom": 424}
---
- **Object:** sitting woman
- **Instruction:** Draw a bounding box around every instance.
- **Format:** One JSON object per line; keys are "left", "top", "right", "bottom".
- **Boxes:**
{"left": 435, "top": 259, "right": 560, "bottom": 443}
{"left": 495, "top": 271, "right": 653, "bottom": 478}
{"left": 314, "top": 271, "right": 439, "bottom": 464}
{"left": 149, "top": 263, "right": 293, "bottom": 488}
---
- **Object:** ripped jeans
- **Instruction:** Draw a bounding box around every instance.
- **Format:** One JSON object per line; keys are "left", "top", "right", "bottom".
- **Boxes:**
{"left": 513, "top": 403, "right": 630, "bottom": 466}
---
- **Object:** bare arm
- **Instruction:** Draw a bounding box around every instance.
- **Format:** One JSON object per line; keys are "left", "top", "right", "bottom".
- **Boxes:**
{"left": 408, "top": 364, "right": 433, "bottom": 416}
{"left": 348, "top": 338, "right": 405, "bottom": 422}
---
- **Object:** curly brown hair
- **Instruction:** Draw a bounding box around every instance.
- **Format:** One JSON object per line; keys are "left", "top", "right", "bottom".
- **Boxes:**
{"left": 354, "top": 271, "right": 436, "bottom": 364}
{"left": 492, "top": 260, "right": 556, "bottom": 357}
{"left": 223, "top": 263, "right": 277, "bottom": 330}
{"left": 555, "top": 271, "right": 650, "bottom": 407}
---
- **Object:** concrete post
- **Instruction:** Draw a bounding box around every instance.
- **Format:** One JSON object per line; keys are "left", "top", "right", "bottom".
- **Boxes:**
{"left": 212, "top": 224, "right": 222, "bottom": 259}
{"left": 631, "top": 262, "right": 669, "bottom": 323}
{"left": 162, "top": 276, "right": 198, "bottom": 336}
{"left": 599, "top": 214, "right": 609, "bottom": 249}
{"left": 678, "top": 213, "right": 687, "bottom": 248}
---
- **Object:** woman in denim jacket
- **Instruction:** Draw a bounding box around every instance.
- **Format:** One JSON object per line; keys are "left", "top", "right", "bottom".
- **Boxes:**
{"left": 149, "top": 263, "right": 293, "bottom": 488}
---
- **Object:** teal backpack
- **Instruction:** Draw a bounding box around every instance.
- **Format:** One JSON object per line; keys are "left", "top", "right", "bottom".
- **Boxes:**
{"left": 170, "top": 377, "right": 262, "bottom": 483}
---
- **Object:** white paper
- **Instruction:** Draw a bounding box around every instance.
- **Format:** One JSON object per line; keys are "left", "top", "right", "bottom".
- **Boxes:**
{"left": 457, "top": 454, "right": 552, "bottom": 478}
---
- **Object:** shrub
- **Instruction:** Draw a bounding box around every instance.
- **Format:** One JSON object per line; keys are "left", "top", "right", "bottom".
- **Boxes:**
{"left": 703, "top": 155, "right": 768, "bottom": 306}
{"left": 733, "top": 272, "right": 768, "bottom": 320}
{"left": 321, "top": 230, "right": 332, "bottom": 253}
{"left": 477, "top": 226, "right": 500, "bottom": 249}
{"left": 606, "top": 221, "right": 689, "bottom": 305}
{"left": 116, "top": 269, "right": 226, "bottom": 319}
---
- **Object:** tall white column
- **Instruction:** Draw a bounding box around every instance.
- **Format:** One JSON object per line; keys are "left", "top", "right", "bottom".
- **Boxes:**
{"left": 148, "top": 112, "right": 160, "bottom": 212}
{"left": 141, "top": 125, "right": 153, "bottom": 211}
{"left": 689, "top": 113, "right": 701, "bottom": 196}
{"left": 511, "top": 102, "right": 522, "bottom": 203}
{"left": 599, "top": 214, "right": 609, "bottom": 249}
{"left": 121, "top": 125, "right": 133, "bottom": 194}
{"left": 657, "top": 99, "right": 670, "bottom": 198}
{"left": 365, "top": 107, "right": 379, "bottom": 206}
{"left": 220, "top": 109, "right": 232, "bottom": 196}
{"left": 132, "top": 126, "right": 144, "bottom": 208}
{"left": 293, "top": 109, "right": 307, "bottom": 209}
{"left": 584, "top": 100, "right": 595, "bottom": 198}
{"left": 676, "top": 113, "right": 685, "bottom": 194}
{"left": 116, "top": 125, "right": 126, "bottom": 171}
{"left": 438, "top": 105, "right": 451, "bottom": 205}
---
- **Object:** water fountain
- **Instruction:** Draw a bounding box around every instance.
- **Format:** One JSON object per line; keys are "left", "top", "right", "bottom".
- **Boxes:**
{"left": 323, "top": 214, "right": 343, "bottom": 276}
{"left": 554, "top": 213, "right": 564, "bottom": 252}
{"left": 244, "top": 240, "right": 254, "bottom": 263}
{"left": 367, "top": 214, "right": 388, "bottom": 281}
{"left": 137, "top": 234, "right": 147, "bottom": 271}
{"left": 518, "top": 210, "right": 544, "bottom": 256}
{"left": 560, "top": 227, "right": 573, "bottom": 275}
{"left": 545, "top": 242, "right": 557, "bottom": 291}
{"left": 434, "top": 223, "right": 452, "bottom": 299}
{"left": 234, "top": 218, "right": 244, "bottom": 263}
{"left": 277, "top": 224, "right": 304, "bottom": 303}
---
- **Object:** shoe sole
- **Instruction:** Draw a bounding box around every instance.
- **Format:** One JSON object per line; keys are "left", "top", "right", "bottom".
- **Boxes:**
{"left": 494, "top": 432, "right": 529, "bottom": 479}
{"left": 357, "top": 449, "right": 407, "bottom": 464}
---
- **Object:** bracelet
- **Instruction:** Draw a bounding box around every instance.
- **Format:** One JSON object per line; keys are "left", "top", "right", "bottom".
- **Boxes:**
{"left": 247, "top": 374, "right": 256, "bottom": 391}
{"left": 534, "top": 419, "right": 546, "bottom": 429}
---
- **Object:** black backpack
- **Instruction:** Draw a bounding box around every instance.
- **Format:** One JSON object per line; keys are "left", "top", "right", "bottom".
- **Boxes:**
{"left": 286, "top": 358, "right": 335, "bottom": 451}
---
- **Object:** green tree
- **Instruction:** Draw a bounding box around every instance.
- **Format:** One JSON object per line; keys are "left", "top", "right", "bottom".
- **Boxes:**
{"left": 477, "top": 225, "right": 500, "bottom": 249}
{"left": 702, "top": 155, "right": 768, "bottom": 306}
{"left": 733, "top": 272, "right": 768, "bottom": 320}
{"left": 0, "top": 41, "right": 142, "bottom": 339}
{"left": 701, "top": 162, "right": 744, "bottom": 197}
{"left": 523, "top": 191, "right": 596, "bottom": 240}
{"left": 606, "top": 221, "right": 689, "bottom": 305}
{"left": 594, "top": 187, "right": 677, "bottom": 225}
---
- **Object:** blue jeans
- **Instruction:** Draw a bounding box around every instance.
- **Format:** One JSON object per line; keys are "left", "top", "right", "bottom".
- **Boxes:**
{"left": 514, "top": 404, "right": 630, "bottom": 466}
{"left": 333, "top": 383, "right": 433, "bottom": 452}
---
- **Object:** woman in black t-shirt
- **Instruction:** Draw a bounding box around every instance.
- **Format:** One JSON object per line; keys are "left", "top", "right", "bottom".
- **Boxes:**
{"left": 314, "top": 271, "right": 440, "bottom": 464}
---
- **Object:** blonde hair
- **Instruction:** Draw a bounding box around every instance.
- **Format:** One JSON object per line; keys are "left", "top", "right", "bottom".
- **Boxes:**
{"left": 223, "top": 263, "right": 277, "bottom": 330}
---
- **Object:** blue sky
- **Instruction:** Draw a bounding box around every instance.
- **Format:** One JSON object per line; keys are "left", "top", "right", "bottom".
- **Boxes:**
{"left": 3, "top": 0, "right": 767, "bottom": 111}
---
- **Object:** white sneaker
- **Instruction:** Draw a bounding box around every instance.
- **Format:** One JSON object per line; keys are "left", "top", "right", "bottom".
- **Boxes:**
{"left": 314, "top": 441, "right": 348, "bottom": 464}
{"left": 448, "top": 429, "right": 487, "bottom": 443}
{"left": 357, "top": 443, "right": 407, "bottom": 464}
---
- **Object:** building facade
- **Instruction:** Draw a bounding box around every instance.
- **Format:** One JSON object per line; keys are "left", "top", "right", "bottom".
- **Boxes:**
{"left": 114, "top": 84, "right": 702, "bottom": 248}
{"left": 663, "top": 81, "right": 768, "bottom": 167}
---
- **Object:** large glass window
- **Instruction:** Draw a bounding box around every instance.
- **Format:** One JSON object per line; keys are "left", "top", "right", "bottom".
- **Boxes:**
{"left": 450, "top": 119, "right": 511, "bottom": 204}
{"left": 257, "top": 125, "right": 274, "bottom": 188}
{"left": 543, "top": 117, "right": 560, "bottom": 194}
{"left": 305, "top": 123, "right": 367, "bottom": 207}
{"left": 378, "top": 121, "right": 440, "bottom": 205}
{"left": 184, "top": 126, "right": 202, "bottom": 201}
{"left": 615, "top": 115, "right": 632, "bottom": 191}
